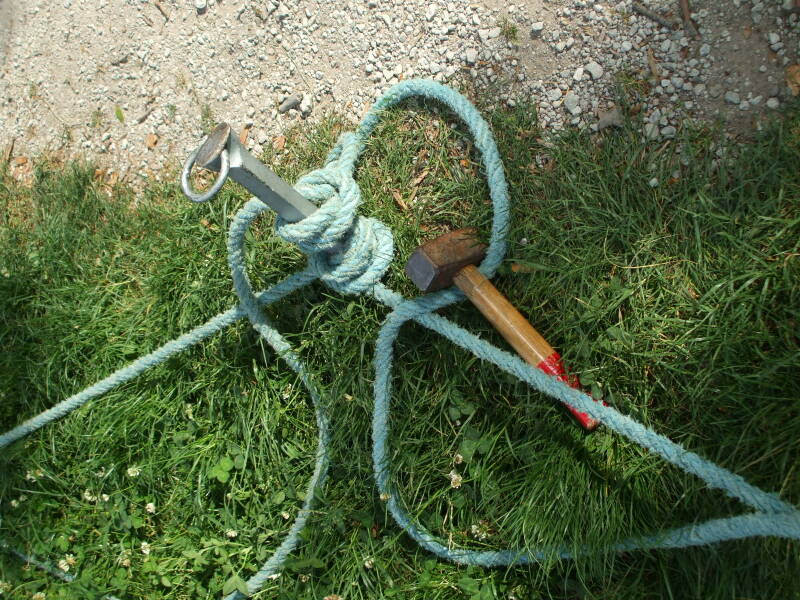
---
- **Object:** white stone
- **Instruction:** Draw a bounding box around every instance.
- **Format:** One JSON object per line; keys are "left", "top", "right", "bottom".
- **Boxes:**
{"left": 563, "top": 91, "right": 581, "bottom": 115}
{"left": 547, "top": 88, "right": 562, "bottom": 101}
{"left": 585, "top": 61, "right": 603, "bottom": 79}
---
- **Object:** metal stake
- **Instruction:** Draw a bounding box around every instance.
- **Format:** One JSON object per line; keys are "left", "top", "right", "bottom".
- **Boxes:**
{"left": 181, "top": 123, "right": 318, "bottom": 223}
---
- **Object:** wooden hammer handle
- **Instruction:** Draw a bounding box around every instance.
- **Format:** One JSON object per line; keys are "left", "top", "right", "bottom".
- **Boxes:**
{"left": 453, "top": 264, "right": 600, "bottom": 431}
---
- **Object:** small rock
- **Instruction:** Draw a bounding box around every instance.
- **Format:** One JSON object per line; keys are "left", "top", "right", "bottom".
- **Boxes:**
{"left": 585, "top": 61, "right": 604, "bottom": 79}
{"left": 573, "top": 67, "right": 584, "bottom": 81}
{"left": 621, "top": 40, "right": 632, "bottom": 52}
{"left": 768, "top": 32, "right": 780, "bottom": 45}
{"left": 531, "top": 22, "right": 544, "bottom": 37}
{"left": 750, "top": 95, "right": 763, "bottom": 105}
{"left": 724, "top": 91, "right": 741, "bottom": 104}
{"left": 465, "top": 49, "right": 478, "bottom": 65}
{"left": 766, "top": 97, "right": 780, "bottom": 109}
{"left": 194, "top": 0, "right": 207, "bottom": 10}
{"left": 547, "top": 88, "right": 562, "bottom": 102}
{"left": 299, "top": 94, "right": 312, "bottom": 117}
{"left": 643, "top": 122, "right": 659, "bottom": 139}
{"left": 563, "top": 91, "right": 581, "bottom": 115}
{"left": 699, "top": 43, "right": 711, "bottom": 56}
{"left": 597, "top": 107, "right": 623, "bottom": 130}
{"left": 648, "top": 177, "right": 659, "bottom": 188}
{"left": 278, "top": 94, "right": 301, "bottom": 113}
{"left": 661, "top": 125, "right": 676, "bottom": 138}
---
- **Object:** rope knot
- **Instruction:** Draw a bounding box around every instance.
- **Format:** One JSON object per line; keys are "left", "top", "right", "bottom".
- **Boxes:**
{"left": 274, "top": 132, "right": 394, "bottom": 294}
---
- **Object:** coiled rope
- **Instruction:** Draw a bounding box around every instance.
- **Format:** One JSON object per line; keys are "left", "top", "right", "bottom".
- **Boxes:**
{"left": 2, "top": 80, "right": 799, "bottom": 598}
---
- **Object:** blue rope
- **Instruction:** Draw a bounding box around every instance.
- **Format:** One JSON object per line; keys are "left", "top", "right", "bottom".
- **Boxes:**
{"left": 2, "top": 80, "right": 798, "bottom": 597}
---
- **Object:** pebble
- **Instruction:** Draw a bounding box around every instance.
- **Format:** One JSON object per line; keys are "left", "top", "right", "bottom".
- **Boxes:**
{"left": 194, "top": 0, "right": 206, "bottom": 10}
{"left": 724, "top": 91, "right": 741, "bottom": 104}
{"left": 643, "top": 123, "right": 659, "bottom": 139}
{"left": 585, "top": 61, "right": 604, "bottom": 80}
{"left": 661, "top": 125, "right": 677, "bottom": 138}
{"left": 563, "top": 91, "right": 581, "bottom": 115}
{"left": 531, "top": 22, "right": 544, "bottom": 37}
{"left": 465, "top": 49, "right": 478, "bottom": 65}
{"left": 766, "top": 97, "right": 780, "bottom": 109}
{"left": 278, "top": 95, "right": 301, "bottom": 114}
{"left": 299, "top": 94, "right": 313, "bottom": 117}
{"left": 573, "top": 67, "right": 584, "bottom": 81}
{"left": 648, "top": 177, "right": 659, "bottom": 188}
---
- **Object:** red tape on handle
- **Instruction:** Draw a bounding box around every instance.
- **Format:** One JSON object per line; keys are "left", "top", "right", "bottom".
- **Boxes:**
{"left": 536, "top": 352, "right": 602, "bottom": 431}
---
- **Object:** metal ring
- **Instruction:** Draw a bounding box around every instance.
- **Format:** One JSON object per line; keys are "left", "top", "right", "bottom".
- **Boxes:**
{"left": 180, "top": 147, "right": 230, "bottom": 203}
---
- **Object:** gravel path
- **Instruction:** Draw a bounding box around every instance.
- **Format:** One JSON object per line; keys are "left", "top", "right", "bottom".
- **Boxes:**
{"left": 0, "top": 0, "right": 797, "bottom": 187}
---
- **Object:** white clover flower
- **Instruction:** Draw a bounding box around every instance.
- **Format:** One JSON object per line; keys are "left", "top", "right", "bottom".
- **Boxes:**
{"left": 145, "top": 502, "right": 156, "bottom": 514}
{"left": 9, "top": 500, "right": 18, "bottom": 508}
{"left": 101, "top": 494, "right": 110, "bottom": 502}
{"left": 267, "top": 573, "right": 280, "bottom": 580}
{"left": 281, "top": 385, "right": 293, "bottom": 399}
{"left": 65, "top": 554, "right": 76, "bottom": 567}
{"left": 470, "top": 523, "right": 490, "bottom": 541}
{"left": 83, "top": 490, "right": 97, "bottom": 502}
{"left": 32, "top": 593, "right": 46, "bottom": 600}
{"left": 57, "top": 559, "right": 70, "bottom": 572}
{"left": 454, "top": 453, "right": 464, "bottom": 465}
{"left": 140, "top": 542, "right": 151, "bottom": 555}
{"left": 448, "top": 470, "right": 463, "bottom": 489}
{"left": 225, "top": 529, "right": 238, "bottom": 539}
{"left": 299, "top": 574, "right": 310, "bottom": 583}
{"left": 363, "top": 558, "right": 374, "bottom": 569}
{"left": 0, "top": 580, "right": 11, "bottom": 593}
{"left": 25, "top": 471, "right": 37, "bottom": 482}
{"left": 379, "top": 492, "right": 391, "bottom": 501}
{"left": 127, "top": 466, "right": 141, "bottom": 477}
{"left": 280, "top": 511, "right": 291, "bottom": 520}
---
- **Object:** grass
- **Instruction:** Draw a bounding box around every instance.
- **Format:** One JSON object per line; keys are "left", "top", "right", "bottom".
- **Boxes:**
{"left": 0, "top": 95, "right": 799, "bottom": 600}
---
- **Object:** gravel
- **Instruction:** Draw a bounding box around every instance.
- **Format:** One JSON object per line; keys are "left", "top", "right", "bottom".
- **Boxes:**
{"left": 0, "top": 0, "right": 798, "bottom": 185}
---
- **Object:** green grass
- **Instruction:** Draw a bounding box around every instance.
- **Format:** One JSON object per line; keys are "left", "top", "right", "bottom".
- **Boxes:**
{"left": 0, "top": 97, "right": 799, "bottom": 600}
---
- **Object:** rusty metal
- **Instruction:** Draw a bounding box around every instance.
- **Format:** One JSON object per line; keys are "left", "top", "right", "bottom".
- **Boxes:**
{"left": 405, "top": 228, "right": 487, "bottom": 292}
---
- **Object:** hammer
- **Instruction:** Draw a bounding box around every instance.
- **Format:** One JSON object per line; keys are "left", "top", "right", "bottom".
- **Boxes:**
{"left": 405, "top": 229, "right": 601, "bottom": 431}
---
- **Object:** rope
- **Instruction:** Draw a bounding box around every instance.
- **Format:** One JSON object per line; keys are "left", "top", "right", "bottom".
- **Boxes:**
{"left": 2, "top": 80, "right": 799, "bottom": 597}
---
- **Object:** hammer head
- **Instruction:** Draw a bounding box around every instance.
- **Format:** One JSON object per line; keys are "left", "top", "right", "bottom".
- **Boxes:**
{"left": 405, "top": 228, "right": 487, "bottom": 292}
